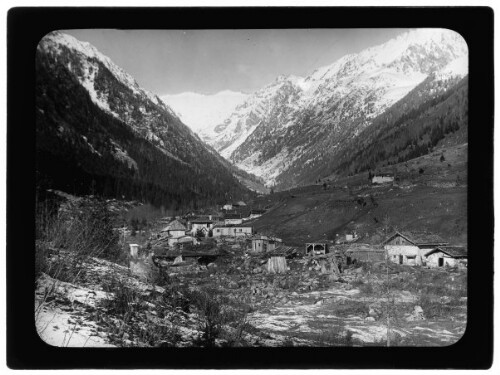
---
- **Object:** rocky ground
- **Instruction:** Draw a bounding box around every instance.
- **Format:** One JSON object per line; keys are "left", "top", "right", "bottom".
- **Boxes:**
{"left": 35, "top": 242, "right": 467, "bottom": 347}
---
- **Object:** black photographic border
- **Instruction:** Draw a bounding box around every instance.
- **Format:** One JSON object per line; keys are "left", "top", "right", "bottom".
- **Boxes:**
{"left": 7, "top": 6, "right": 494, "bottom": 369}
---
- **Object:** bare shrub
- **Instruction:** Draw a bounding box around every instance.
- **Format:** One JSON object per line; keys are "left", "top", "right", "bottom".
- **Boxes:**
{"left": 189, "top": 288, "right": 226, "bottom": 347}
{"left": 36, "top": 198, "right": 122, "bottom": 281}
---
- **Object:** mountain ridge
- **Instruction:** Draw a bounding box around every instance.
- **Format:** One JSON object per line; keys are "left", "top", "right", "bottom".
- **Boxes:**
{"left": 36, "top": 31, "right": 253, "bottom": 208}
{"left": 205, "top": 28, "right": 468, "bottom": 189}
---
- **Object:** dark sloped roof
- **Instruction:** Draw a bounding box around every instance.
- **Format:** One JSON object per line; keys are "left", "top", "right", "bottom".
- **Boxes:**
{"left": 267, "top": 245, "right": 297, "bottom": 257}
{"left": 383, "top": 231, "right": 448, "bottom": 246}
{"left": 162, "top": 219, "right": 187, "bottom": 232}
{"left": 251, "top": 235, "right": 282, "bottom": 242}
{"left": 425, "top": 246, "right": 467, "bottom": 258}
{"left": 213, "top": 224, "right": 252, "bottom": 229}
{"left": 190, "top": 217, "right": 214, "bottom": 224}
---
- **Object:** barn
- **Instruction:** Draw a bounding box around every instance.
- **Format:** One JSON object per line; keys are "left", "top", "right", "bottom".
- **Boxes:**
{"left": 383, "top": 231, "right": 448, "bottom": 266}
{"left": 424, "top": 246, "right": 467, "bottom": 268}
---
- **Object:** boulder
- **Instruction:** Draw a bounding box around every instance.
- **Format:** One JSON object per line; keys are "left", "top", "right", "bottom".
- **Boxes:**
{"left": 406, "top": 305, "right": 425, "bottom": 321}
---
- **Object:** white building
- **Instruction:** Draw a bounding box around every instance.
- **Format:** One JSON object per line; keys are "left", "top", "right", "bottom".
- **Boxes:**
{"left": 424, "top": 246, "right": 467, "bottom": 268}
{"left": 372, "top": 175, "right": 394, "bottom": 184}
{"left": 190, "top": 217, "right": 215, "bottom": 237}
{"left": 213, "top": 225, "right": 253, "bottom": 237}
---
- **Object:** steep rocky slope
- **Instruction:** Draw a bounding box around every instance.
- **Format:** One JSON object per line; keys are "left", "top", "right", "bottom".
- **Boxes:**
{"left": 207, "top": 29, "right": 468, "bottom": 189}
{"left": 36, "top": 31, "right": 251, "bottom": 208}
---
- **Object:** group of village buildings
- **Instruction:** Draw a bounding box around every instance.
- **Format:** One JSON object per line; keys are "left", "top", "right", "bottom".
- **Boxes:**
{"left": 156, "top": 200, "right": 467, "bottom": 270}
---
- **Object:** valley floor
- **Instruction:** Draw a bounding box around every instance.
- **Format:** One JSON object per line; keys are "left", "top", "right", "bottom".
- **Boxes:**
{"left": 35, "top": 247, "right": 467, "bottom": 347}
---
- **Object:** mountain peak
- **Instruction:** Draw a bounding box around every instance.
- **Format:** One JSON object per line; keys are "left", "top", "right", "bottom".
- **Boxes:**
{"left": 205, "top": 28, "right": 468, "bottom": 187}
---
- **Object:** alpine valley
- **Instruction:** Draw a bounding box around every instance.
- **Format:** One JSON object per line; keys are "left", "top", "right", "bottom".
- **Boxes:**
{"left": 36, "top": 31, "right": 259, "bottom": 208}
{"left": 193, "top": 28, "right": 468, "bottom": 189}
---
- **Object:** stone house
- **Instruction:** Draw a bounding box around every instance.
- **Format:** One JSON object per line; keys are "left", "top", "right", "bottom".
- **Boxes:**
{"left": 424, "top": 246, "right": 467, "bottom": 268}
{"left": 190, "top": 216, "right": 215, "bottom": 237}
{"left": 383, "top": 231, "right": 448, "bottom": 266}
{"left": 161, "top": 219, "right": 187, "bottom": 238}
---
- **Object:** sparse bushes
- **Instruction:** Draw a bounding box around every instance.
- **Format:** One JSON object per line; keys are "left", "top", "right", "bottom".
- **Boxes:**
{"left": 185, "top": 287, "right": 254, "bottom": 347}
{"left": 189, "top": 288, "right": 227, "bottom": 347}
{"left": 334, "top": 301, "right": 369, "bottom": 317}
{"left": 359, "top": 281, "right": 375, "bottom": 295}
{"left": 137, "top": 324, "right": 182, "bottom": 347}
{"left": 36, "top": 197, "right": 122, "bottom": 282}
{"left": 311, "top": 321, "right": 354, "bottom": 346}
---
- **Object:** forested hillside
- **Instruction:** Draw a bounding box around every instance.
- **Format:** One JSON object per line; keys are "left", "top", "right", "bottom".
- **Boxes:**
{"left": 298, "top": 75, "right": 468, "bottom": 183}
{"left": 36, "top": 32, "right": 252, "bottom": 209}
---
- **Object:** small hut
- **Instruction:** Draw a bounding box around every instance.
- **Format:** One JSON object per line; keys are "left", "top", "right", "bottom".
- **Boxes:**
{"left": 305, "top": 242, "right": 329, "bottom": 256}
{"left": 424, "top": 246, "right": 467, "bottom": 268}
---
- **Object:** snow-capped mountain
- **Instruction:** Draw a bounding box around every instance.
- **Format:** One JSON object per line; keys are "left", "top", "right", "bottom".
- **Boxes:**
{"left": 207, "top": 28, "right": 468, "bottom": 188}
{"left": 36, "top": 31, "right": 251, "bottom": 205}
{"left": 160, "top": 91, "right": 248, "bottom": 137}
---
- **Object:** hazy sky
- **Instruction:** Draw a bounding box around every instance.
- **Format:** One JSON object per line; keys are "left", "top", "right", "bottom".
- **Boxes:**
{"left": 63, "top": 28, "right": 409, "bottom": 95}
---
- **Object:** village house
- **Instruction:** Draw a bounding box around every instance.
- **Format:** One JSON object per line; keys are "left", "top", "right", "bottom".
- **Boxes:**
{"left": 161, "top": 219, "right": 187, "bottom": 238}
{"left": 161, "top": 219, "right": 197, "bottom": 247}
{"left": 222, "top": 203, "right": 233, "bottom": 211}
{"left": 212, "top": 225, "right": 253, "bottom": 237}
{"left": 383, "top": 231, "right": 449, "bottom": 266}
{"left": 305, "top": 242, "right": 330, "bottom": 256}
{"left": 372, "top": 174, "right": 394, "bottom": 185}
{"left": 424, "top": 246, "right": 467, "bottom": 268}
{"left": 251, "top": 235, "right": 283, "bottom": 253}
{"left": 224, "top": 212, "right": 243, "bottom": 225}
{"left": 189, "top": 216, "right": 215, "bottom": 237}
